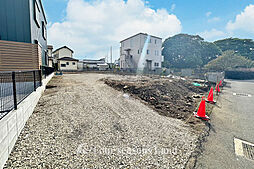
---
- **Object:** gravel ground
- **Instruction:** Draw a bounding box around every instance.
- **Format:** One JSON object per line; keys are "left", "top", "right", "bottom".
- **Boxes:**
{"left": 4, "top": 73, "right": 199, "bottom": 168}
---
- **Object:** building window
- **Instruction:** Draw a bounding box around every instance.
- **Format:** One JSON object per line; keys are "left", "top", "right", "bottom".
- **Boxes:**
{"left": 34, "top": 1, "right": 40, "bottom": 28}
{"left": 149, "top": 39, "right": 152, "bottom": 43}
{"left": 42, "top": 21, "right": 46, "bottom": 40}
{"left": 72, "top": 62, "right": 75, "bottom": 65}
{"left": 147, "top": 50, "right": 149, "bottom": 55}
{"left": 138, "top": 50, "right": 139, "bottom": 54}
{"left": 155, "top": 39, "right": 157, "bottom": 44}
{"left": 66, "top": 62, "right": 69, "bottom": 65}
{"left": 154, "top": 62, "right": 160, "bottom": 67}
{"left": 61, "top": 64, "right": 66, "bottom": 67}
{"left": 154, "top": 63, "right": 159, "bottom": 67}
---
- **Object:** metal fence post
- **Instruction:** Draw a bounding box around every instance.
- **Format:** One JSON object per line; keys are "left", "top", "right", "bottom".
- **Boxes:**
{"left": 39, "top": 69, "right": 42, "bottom": 86}
{"left": 33, "top": 70, "right": 36, "bottom": 91}
{"left": 12, "top": 72, "right": 17, "bottom": 110}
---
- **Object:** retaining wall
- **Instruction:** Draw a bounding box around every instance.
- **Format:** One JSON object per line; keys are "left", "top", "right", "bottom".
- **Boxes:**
{"left": 0, "top": 73, "right": 54, "bottom": 169}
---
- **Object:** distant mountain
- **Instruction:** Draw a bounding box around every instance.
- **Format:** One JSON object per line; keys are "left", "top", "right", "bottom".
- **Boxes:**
{"left": 214, "top": 38, "right": 254, "bottom": 61}
{"left": 162, "top": 34, "right": 222, "bottom": 69}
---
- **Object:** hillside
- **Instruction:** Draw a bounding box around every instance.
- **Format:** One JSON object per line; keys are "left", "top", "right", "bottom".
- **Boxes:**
{"left": 162, "top": 34, "right": 222, "bottom": 69}
{"left": 205, "top": 50, "right": 254, "bottom": 71}
{"left": 214, "top": 38, "right": 254, "bottom": 60}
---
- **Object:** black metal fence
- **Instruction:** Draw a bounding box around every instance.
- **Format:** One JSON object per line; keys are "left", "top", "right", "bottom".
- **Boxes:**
{"left": 0, "top": 70, "right": 42, "bottom": 119}
{"left": 42, "top": 66, "right": 55, "bottom": 77}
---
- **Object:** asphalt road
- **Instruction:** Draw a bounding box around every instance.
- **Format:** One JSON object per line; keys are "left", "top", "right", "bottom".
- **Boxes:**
{"left": 195, "top": 79, "right": 254, "bottom": 169}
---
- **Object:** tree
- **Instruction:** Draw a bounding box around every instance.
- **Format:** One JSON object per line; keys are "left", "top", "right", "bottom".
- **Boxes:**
{"left": 205, "top": 50, "right": 254, "bottom": 71}
{"left": 162, "top": 34, "right": 222, "bottom": 69}
{"left": 214, "top": 38, "right": 254, "bottom": 60}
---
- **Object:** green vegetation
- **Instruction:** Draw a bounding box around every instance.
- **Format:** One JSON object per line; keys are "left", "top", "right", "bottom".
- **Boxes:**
{"left": 214, "top": 38, "right": 254, "bottom": 60}
{"left": 162, "top": 34, "right": 222, "bottom": 68}
{"left": 162, "top": 34, "right": 254, "bottom": 70}
{"left": 205, "top": 50, "right": 254, "bottom": 71}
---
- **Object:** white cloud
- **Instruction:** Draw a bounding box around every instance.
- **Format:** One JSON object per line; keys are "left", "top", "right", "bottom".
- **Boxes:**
{"left": 48, "top": 0, "right": 182, "bottom": 60}
{"left": 171, "top": 4, "right": 176, "bottom": 11}
{"left": 206, "top": 11, "right": 212, "bottom": 17}
{"left": 226, "top": 4, "right": 254, "bottom": 34}
{"left": 199, "top": 29, "right": 227, "bottom": 41}
{"left": 208, "top": 17, "right": 220, "bottom": 23}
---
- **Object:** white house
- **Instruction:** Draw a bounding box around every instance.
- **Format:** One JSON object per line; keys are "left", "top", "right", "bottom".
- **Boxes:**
{"left": 120, "top": 33, "right": 163, "bottom": 71}
{"left": 52, "top": 46, "right": 80, "bottom": 71}
{"left": 82, "top": 58, "right": 109, "bottom": 70}
{"left": 58, "top": 57, "right": 79, "bottom": 71}
{"left": 53, "top": 46, "right": 74, "bottom": 61}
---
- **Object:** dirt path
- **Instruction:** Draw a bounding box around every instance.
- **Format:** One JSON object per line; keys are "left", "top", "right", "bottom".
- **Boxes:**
{"left": 5, "top": 73, "right": 198, "bottom": 168}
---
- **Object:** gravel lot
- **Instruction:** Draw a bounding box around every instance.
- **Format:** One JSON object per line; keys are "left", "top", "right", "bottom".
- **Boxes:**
{"left": 4, "top": 73, "right": 199, "bottom": 168}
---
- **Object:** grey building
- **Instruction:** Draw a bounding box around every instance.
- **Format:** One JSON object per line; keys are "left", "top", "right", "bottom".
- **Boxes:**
{"left": 0, "top": 0, "right": 48, "bottom": 66}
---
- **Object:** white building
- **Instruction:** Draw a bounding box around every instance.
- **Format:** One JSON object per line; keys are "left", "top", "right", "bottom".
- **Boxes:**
{"left": 52, "top": 46, "right": 79, "bottom": 71}
{"left": 120, "top": 33, "right": 163, "bottom": 71}
{"left": 53, "top": 46, "right": 73, "bottom": 61}
{"left": 57, "top": 57, "right": 79, "bottom": 71}
{"left": 81, "top": 58, "right": 109, "bottom": 70}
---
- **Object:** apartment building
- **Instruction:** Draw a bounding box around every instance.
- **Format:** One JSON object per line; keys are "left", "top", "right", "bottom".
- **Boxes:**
{"left": 120, "top": 33, "right": 163, "bottom": 71}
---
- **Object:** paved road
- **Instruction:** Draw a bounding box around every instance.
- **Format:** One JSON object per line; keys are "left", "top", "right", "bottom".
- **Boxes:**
{"left": 195, "top": 80, "right": 254, "bottom": 169}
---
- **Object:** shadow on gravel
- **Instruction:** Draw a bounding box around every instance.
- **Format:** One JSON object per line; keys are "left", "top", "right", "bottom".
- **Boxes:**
{"left": 46, "top": 85, "right": 57, "bottom": 89}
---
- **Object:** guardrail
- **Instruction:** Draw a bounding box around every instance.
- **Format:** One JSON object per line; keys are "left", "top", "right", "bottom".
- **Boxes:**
{"left": 0, "top": 70, "right": 42, "bottom": 119}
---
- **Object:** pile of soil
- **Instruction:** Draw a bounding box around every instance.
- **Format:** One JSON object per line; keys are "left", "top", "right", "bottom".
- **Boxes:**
{"left": 103, "top": 76, "right": 209, "bottom": 122}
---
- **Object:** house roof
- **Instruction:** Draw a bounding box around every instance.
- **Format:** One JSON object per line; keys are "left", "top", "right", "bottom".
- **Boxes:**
{"left": 58, "top": 57, "right": 79, "bottom": 61}
{"left": 120, "top": 33, "right": 162, "bottom": 43}
{"left": 53, "top": 46, "right": 74, "bottom": 53}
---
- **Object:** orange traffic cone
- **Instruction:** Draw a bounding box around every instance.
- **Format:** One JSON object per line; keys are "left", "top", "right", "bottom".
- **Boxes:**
{"left": 215, "top": 84, "right": 221, "bottom": 93}
{"left": 193, "top": 97, "right": 210, "bottom": 121}
{"left": 206, "top": 87, "right": 216, "bottom": 104}
{"left": 219, "top": 80, "right": 223, "bottom": 86}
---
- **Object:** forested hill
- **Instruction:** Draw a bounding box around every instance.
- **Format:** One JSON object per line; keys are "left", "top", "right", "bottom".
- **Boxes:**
{"left": 214, "top": 38, "right": 254, "bottom": 60}
{"left": 162, "top": 34, "right": 254, "bottom": 69}
{"left": 162, "top": 34, "right": 221, "bottom": 69}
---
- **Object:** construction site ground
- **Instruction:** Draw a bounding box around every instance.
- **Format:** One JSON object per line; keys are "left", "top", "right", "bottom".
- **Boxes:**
{"left": 4, "top": 73, "right": 214, "bottom": 168}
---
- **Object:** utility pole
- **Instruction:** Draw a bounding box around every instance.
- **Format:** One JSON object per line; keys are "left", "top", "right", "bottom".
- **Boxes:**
{"left": 110, "top": 46, "right": 113, "bottom": 64}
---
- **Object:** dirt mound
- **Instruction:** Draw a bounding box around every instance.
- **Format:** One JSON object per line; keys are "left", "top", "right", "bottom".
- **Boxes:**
{"left": 103, "top": 76, "right": 209, "bottom": 122}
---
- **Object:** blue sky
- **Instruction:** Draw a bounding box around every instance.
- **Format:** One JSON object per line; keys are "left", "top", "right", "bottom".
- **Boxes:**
{"left": 42, "top": 0, "right": 254, "bottom": 59}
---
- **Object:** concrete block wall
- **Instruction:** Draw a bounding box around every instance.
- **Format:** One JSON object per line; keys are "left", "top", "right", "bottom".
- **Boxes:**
{"left": 0, "top": 73, "right": 54, "bottom": 169}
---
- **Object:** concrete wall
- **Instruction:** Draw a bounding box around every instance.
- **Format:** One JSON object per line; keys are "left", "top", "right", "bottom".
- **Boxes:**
{"left": 181, "top": 69, "right": 193, "bottom": 77}
{"left": 0, "top": 73, "right": 54, "bottom": 169}
{"left": 206, "top": 72, "right": 224, "bottom": 83}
